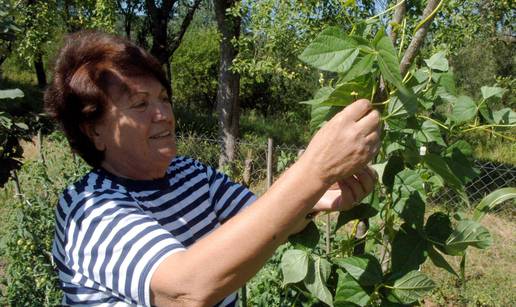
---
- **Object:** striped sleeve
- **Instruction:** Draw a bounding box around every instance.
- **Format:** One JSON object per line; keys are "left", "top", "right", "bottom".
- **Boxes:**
{"left": 62, "top": 190, "right": 185, "bottom": 306}
{"left": 205, "top": 165, "right": 256, "bottom": 223}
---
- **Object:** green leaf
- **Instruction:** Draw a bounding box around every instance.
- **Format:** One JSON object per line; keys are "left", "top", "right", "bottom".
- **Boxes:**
{"left": 392, "top": 169, "right": 426, "bottom": 210}
{"left": 438, "top": 72, "right": 457, "bottom": 95}
{"left": 289, "top": 221, "right": 321, "bottom": 250}
{"left": 0, "top": 89, "right": 24, "bottom": 99}
{"left": 310, "top": 104, "right": 341, "bottom": 131}
{"left": 14, "top": 122, "right": 29, "bottom": 130}
{"left": 304, "top": 256, "right": 334, "bottom": 306}
{"left": 335, "top": 271, "right": 371, "bottom": 307}
{"left": 424, "top": 212, "right": 453, "bottom": 245}
{"left": 492, "top": 107, "right": 516, "bottom": 124}
{"left": 481, "top": 86, "right": 507, "bottom": 100}
{"left": 473, "top": 187, "right": 516, "bottom": 222}
{"left": 415, "top": 120, "right": 445, "bottom": 146}
{"left": 451, "top": 95, "right": 477, "bottom": 124}
{"left": 445, "top": 220, "right": 493, "bottom": 255}
{"left": 427, "top": 245, "right": 458, "bottom": 277}
{"left": 375, "top": 31, "right": 402, "bottom": 88}
{"left": 445, "top": 140, "right": 473, "bottom": 157}
{"left": 281, "top": 249, "right": 309, "bottom": 285}
{"left": 389, "top": 270, "right": 436, "bottom": 304}
{"left": 424, "top": 51, "right": 449, "bottom": 71}
{"left": 336, "top": 203, "right": 378, "bottom": 230}
{"left": 335, "top": 254, "right": 382, "bottom": 286}
{"left": 341, "top": 54, "right": 375, "bottom": 82}
{"left": 423, "top": 154, "right": 463, "bottom": 191}
{"left": 323, "top": 78, "right": 374, "bottom": 107}
{"left": 391, "top": 224, "right": 427, "bottom": 274}
{"left": 299, "top": 27, "right": 359, "bottom": 73}
{"left": 300, "top": 87, "right": 334, "bottom": 105}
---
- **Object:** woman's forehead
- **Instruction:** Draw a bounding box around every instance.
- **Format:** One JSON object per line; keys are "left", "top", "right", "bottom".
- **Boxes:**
{"left": 107, "top": 73, "right": 166, "bottom": 101}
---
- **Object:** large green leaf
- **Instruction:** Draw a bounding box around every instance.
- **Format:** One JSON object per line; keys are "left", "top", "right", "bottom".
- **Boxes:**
{"left": 415, "top": 120, "right": 445, "bottom": 146}
{"left": 424, "top": 212, "right": 453, "bottom": 245}
{"left": 444, "top": 140, "right": 473, "bottom": 157}
{"left": 304, "top": 256, "right": 334, "bottom": 306}
{"left": 427, "top": 245, "right": 458, "bottom": 277}
{"left": 480, "top": 86, "right": 507, "bottom": 100}
{"left": 423, "top": 153, "right": 463, "bottom": 191}
{"left": 392, "top": 169, "right": 426, "bottom": 221}
{"left": 299, "top": 27, "right": 359, "bottom": 73}
{"left": 300, "top": 87, "right": 334, "bottom": 105}
{"left": 451, "top": 95, "right": 477, "bottom": 124}
{"left": 334, "top": 254, "right": 382, "bottom": 286}
{"left": 492, "top": 107, "right": 516, "bottom": 124}
{"left": 444, "top": 144, "right": 479, "bottom": 185}
{"left": 336, "top": 203, "right": 378, "bottom": 230}
{"left": 289, "top": 221, "right": 321, "bottom": 250}
{"left": 323, "top": 78, "right": 374, "bottom": 107}
{"left": 424, "top": 51, "right": 449, "bottom": 71}
{"left": 445, "top": 220, "right": 493, "bottom": 255}
{"left": 0, "top": 89, "right": 24, "bottom": 99}
{"left": 382, "top": 155, "right": 404, "bottom": 192}
{"left": 334, "top": 271, "right": 371, "bottom": 307}
{"left": 310, "top": 104, "right": 341, "bottom": 131}
{"left": 391, "top": 224, "right": 427, "bottom": 274}
{"left": 341, "top": 53, "right": 375, "bottom": 83}
{"left": 281, "top": 249, "right": 309, "bottom": 285}
{"left": 389, "top": 270, "right": 436, "bottom": 304}
{"left": 374, "top": 31, "right": 402, "bottom": 88}
{"left": 473, "top": 187, "right": 516, "bottom": 222}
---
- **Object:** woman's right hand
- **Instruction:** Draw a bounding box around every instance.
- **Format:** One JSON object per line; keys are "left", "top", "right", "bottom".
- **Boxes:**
{"left": 301, "top": 99, "right": 381, "bottom": 186}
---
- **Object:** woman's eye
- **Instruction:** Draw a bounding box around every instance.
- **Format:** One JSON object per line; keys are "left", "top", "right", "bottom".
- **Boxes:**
{"left": 133, "top": 101, "right": 148, "bottom": 109}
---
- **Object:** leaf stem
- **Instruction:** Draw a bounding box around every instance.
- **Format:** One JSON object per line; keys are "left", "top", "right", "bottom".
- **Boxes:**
{"left": 372, "top": 99, "right": 390, "bottom": 106}
{"left": 417, "top": 115, "right": 450, "bottom": 131}
{"left": 366, "top": 0, "right": 406, "bottom": 22}
{"left": 398, "top": 18, "right": 407, "bottom": 58}
{"left": 413, "top": 0, "right": 445, "bottom": 35}
{"left": 463, "top": 126, "right": 516, "bottom": 142}
{"left": 462, "top": 123, "right": 516, "bottom": 132}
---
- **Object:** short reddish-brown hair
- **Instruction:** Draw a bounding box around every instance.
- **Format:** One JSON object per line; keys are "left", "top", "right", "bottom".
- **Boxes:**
{"left": 44, "top": 30, "right": 170, "bottom": 168}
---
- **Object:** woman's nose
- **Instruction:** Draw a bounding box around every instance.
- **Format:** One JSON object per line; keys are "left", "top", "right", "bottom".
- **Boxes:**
{"left": 152, "top": 101, "right": 172, "bottom": 122}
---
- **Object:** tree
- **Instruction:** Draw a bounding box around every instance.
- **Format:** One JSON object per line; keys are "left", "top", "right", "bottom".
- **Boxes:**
{"left": 116, "top": 0, "right": 143, "bottom": 39}
{"left": 214, "top": 0, "right": 240, "bottom": 168}
{"left": 144, "top": 0, "right": 202, "bottom": 81}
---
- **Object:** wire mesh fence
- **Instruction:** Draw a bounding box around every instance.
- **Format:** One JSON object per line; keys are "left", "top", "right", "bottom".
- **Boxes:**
{"left": 176, "top": 132, "right": 516, "bottom": 212}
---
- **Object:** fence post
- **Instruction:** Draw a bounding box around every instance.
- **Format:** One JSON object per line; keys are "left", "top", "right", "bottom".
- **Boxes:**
{"left": 267, "top": 138, "right": 273, "bottom": 188}
{"left": 37, "top": 129, "right": 45, "bottom": 164}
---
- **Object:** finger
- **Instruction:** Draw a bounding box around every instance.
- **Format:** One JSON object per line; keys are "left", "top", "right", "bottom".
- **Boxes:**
{"left": 340, "top": 99, "right": 372, "bottom": 122}
{"left": 354, "top": 167, "right": 376, "bottom": 197}
{"left": 340, "top": 176, "right": 364, "bottom": 203}
{"left": 337, "top": 180, "right": 355, "bottom": 208}
{"left": 356, "top": 109, "right": 381, "bottom": 135}
{"left": 365, "top": 131, "right": 381, "bottom": 156}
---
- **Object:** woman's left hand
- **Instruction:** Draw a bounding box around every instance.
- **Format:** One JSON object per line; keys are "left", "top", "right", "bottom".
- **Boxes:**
{"left": 312, "top": 165, "right": 378, "bottom": 214}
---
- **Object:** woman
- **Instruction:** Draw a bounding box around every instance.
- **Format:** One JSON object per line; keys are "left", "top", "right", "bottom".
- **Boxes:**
{"left": 44, "top": 31, "right": 380, "bottom": 306}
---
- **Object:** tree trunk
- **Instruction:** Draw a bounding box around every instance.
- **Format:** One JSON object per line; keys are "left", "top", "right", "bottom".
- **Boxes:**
{"left": 215, "top": 0, "right": 241, "bottom": 168}
{"left": 389, "top": 0, "right": 406, "bottom": 45}
{"left": 34, "top": 53, "right": 46, "bottom": 88}
{"left": 400, "top": 0, "right": 440, "bottom": 76}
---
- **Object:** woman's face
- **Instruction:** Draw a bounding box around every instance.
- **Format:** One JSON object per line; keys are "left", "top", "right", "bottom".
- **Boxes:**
{"left": 89, "top": 75, "right": 176, "bottom": 180}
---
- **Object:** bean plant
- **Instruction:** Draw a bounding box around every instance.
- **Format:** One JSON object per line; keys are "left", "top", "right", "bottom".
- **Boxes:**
{"left": 280, "top": 25, "right": 516, "bottom": 306}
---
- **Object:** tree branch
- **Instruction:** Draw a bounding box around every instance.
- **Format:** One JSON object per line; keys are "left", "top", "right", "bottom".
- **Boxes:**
{"left": 389, "top": 0, "right": 406, "bottom": 45}
{"left": 168, "top": 0, "right": 202, "bottom": 55}
{"left": 400, "top": 0, "right": 440, "bottom": 76}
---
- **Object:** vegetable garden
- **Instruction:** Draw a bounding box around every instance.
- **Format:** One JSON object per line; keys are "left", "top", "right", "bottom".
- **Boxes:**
{"left": 1, "top": 0, "right": 515, "bottom": 306}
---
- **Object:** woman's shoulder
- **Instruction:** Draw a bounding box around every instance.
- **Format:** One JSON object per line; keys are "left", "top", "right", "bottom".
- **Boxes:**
{"left": 168, "top": 155, "right": 211, "bottom": 173}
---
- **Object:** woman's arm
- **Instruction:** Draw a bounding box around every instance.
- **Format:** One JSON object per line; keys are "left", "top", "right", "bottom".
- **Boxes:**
{"left": 150, "top": 99, "right": 380, "bottom": 306}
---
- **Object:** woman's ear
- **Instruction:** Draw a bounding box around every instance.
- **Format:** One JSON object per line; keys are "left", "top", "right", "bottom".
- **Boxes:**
{"left": 80, "top": 122, "right": 106, "bottom": 151}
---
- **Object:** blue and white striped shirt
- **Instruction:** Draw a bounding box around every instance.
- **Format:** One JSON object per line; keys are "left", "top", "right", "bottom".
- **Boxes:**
{"left": 52, "top": 156, "right": 256, "bottom": 306}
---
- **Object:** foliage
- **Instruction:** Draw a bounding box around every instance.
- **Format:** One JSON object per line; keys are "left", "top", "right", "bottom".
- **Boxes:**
{"left": 0, "top": 133, "right": 90, "bottom": 305}
{"left": 171, "top": 24, "right": 220, "bottom": 109}
{"left": 278, "top": 12, "right": 515, "bottom": 305}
